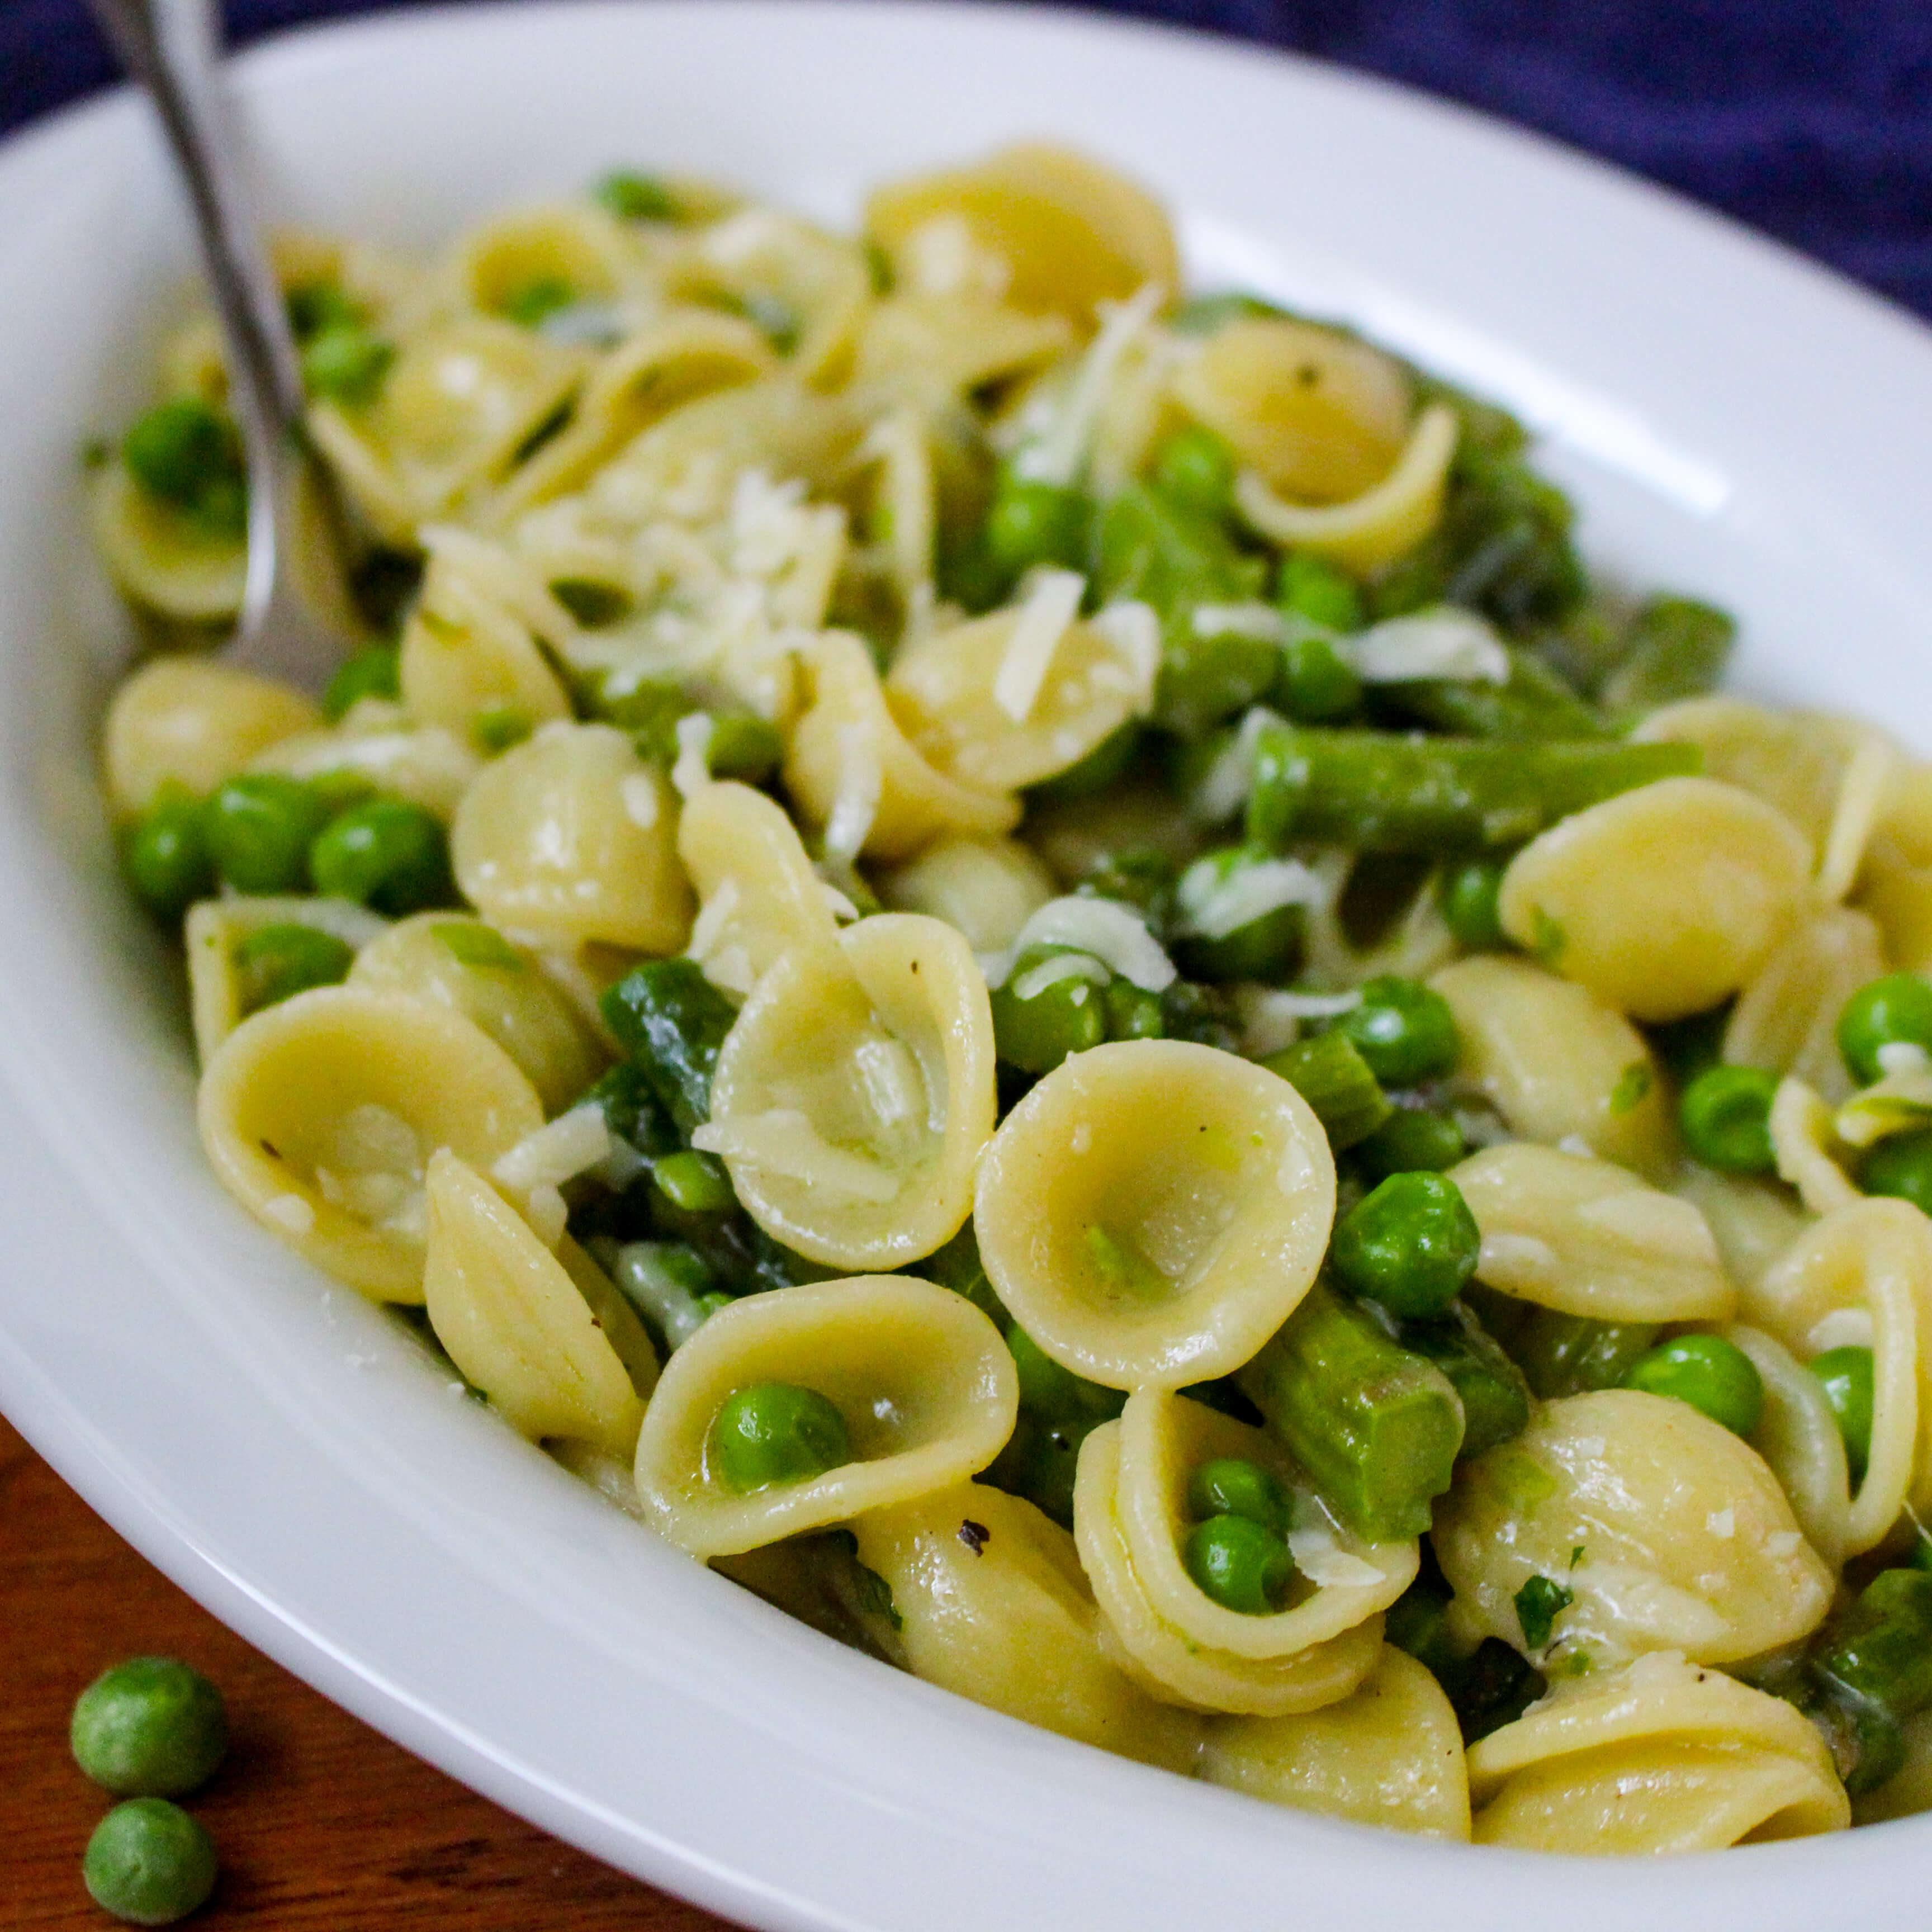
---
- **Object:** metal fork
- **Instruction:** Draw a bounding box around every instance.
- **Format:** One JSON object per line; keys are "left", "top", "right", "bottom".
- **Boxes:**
{"left": 86, "top": 0, "right": 351, "bottom": 690}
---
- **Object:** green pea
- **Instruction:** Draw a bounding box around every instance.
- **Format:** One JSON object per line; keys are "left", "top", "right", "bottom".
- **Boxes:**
{"left": 1277, "top": 551, "right": 1364, "bottom": 633}
{"left": 308, "top": 799, "right": 451, "bottom": 915}
{"left": 121, "top": 785, "right": 213, "bottom": 922}
{"left": 500, "top": 276, "right": 577, "bottom": 328}
{"left": 652, "top": 1149, "right": 736, "bottom": 1216}
{"left": 1620, "top": 1333, "right": 1764, "bottom": 1437}
{"left": 1150, "top": 425, "right": 1236, "bottom": 520}
{"left": 300, "top": 324, "right": 393, "bottom": 406}
{"left": 549, "top": 577, "right": 634, "bottom": 628}
{"left": 233, "top": 924, "right": 355, "bottom": 1017}
{"left": 1026, "top": 722, "right": 1142, "bottom": 804}
{"left": 1437, "top": 858, "right": 1508, "bottom": 951}
{"left": 1810, "top": 1345, "right": 1874, "bottom": 1485}
{"left": 705, "top": 713, "right": 785, "bottom": 783}
{"left": 83, "top": 1798, "right": 218, "bottom": 1926}
{"left": 1838, "top": 973, "right": 1932, "bottom": 1087}
{"left": 594, "top": 170, "right": 681, "bottom": 221}
{"left": 1353, "top": 1107, "right": 1466, "bottom": 1181}
{"left": 285, "top": 280, "right": 361, "bottom": 341}
{"left": 708, "top": 1382, "right": 852, "bottom": 1493}
{"left": 205, "top": 774, "right": 331, "bottom": 894}
{"left": 1172, "top": 849, "right": 1307, "bottom": 984}
{"left": 121, "top": 397, "right": 247, "bottom": 542}
{"left": 986, "top": 475, "right": 1089, "bottom": 581}
{"left": 1102, "top": 977, "right": 1165, "bottom": 1043}
{"left": 1333, "top": 975, "right": 1460, "bottom": 1085}
{"left": 1860, "top": 1128, "right": 1932, "bottom": 1216}
{"left": 471, "top": 705, "right": 533, "bottom": 753}
{"left": 71, "top": 1659, "right": 228, "bottom": 1798}
{"left": 1187, "top": 1456, "right": 1287, "bottom": 1535}
{"left": 321, "top": 643, "right": 400, "bottom": 722}
{"left": 989, "top": 946, "right": 1107, "bottom": 1073}
{"left": 1329, "top": 1171, "right": 1480, "bottom": 1320}
{"left": 1273, "top": 633, "right": 1362, "bottom": 723}
{"left": 1678, "top": 1062, "right": 1779, "bottom": 1173}
{"left": 1182, "top": 1514, "right": 1295, "bottom": 1616}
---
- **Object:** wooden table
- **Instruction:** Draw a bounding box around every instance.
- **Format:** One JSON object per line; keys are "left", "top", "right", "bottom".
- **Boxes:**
{"left": 0, "top": 1413, "right": 735, "bottom": 1929}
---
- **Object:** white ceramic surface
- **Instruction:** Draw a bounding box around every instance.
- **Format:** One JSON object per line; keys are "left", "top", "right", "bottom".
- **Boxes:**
{"left": 2, "top": 4, "right": 1930, "bottom": 1926}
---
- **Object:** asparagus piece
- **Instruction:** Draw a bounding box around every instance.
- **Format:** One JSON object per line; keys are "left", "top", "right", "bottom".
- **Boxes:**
{"left": 1399, "top": 1301, "right": 1531, "bottom": 1460}
{"left": 1599, "top": 596, "right": 1736, "bottom": 714}
{"left": 1261, "top": 1032, "right": 1393, "bottom": 1151}
{"left": 1380, "top": 645, "right": 1611, "bottom": 741}
{"left": 1238, "top": 1279, "right": 1465, "bottom": 1542}
{"left": 600, "top": 958, "right": 739, "bottom": 1138}
{"left": 1243, "top": 724, "right": 1699, "bottom": 854}
{"left": 1814, "top": 1569, "right": 1932, "bottom": 1722}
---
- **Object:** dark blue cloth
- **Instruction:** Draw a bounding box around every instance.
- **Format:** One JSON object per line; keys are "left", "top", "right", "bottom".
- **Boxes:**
{"left": 6, "top": 0, "right": 1931, "bottom": 320}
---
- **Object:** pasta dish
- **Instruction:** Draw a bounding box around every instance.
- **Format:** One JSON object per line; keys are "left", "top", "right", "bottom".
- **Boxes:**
{"left": 90, "top": 143, "right": 1932, "bottom": 1853}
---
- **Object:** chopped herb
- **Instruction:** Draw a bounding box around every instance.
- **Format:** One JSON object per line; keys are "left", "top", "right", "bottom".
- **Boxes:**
{"left": 1570, "top": 1543, "right": 1585, "bottom": 1570}
{"left": 500, "top": 277, "right": 577, "bottom": 329}
{"left": 551, "top": 577, "right": 634, "bottom": 628}
{"left": 1609, "top": 1062, "right": 1653, "bottom": 1116}
{"left": 853, "top": 1559, "right": 903, "bottom": 1631}
{"left": 1530, "top": 905, "right": 1566, "bottom": 966}
{"left": 1514, "top": 1573, "right": 1575, "bottom": 1651}
{"left": 433, "top": 921, "right": 526, "bottom": 970}
{"left": 594, "top": 170, "right": 682, "bottom": 222}
{"left": 512, "top": 399, "right": 574, "bottom": 466}
{"left": 472, "top": 706, "right": 534, "bottom": 753}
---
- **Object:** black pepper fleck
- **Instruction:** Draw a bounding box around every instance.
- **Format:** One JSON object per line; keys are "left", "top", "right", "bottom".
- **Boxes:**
{"left": 958, "top": 1519, "right": 991, "bottom": 1555}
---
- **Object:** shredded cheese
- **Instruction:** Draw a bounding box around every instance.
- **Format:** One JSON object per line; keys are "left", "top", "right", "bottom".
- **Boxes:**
{"left": 989, "top": 896, "right": 1175, "bottom": 992}
{"left": 1348, "top": 607, "right": 1510, "bottom": 684}
{"left": 493, "top": 1105, "right": 615, "bottom": 1194}
{"left": 992, "top": 568, "right": 1087, "bottom": 724}
{"left": 1177, "top": 855, "right": 1326, "bottom": 940}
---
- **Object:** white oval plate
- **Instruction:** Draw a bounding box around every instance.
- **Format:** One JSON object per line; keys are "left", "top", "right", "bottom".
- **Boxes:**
{"left": 2, "top": 4, "right": 1930, "bottom": 1926}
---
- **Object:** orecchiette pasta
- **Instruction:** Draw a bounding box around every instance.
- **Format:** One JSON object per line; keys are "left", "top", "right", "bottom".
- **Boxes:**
{"left": 1429, "top": 956, "right": 1673, "bottom": 1178}
{"left": 632, "top": 1275, "right": 1017, "bottom": 1555}
{"left": 1073, "top": 1393, "right": 1413, "bottom": 1714}
{"left": 104, "top": 657, "right": 320, "bottom": 817}
{"left": 198, "top": 987, "right": 546, "bottom": 1303}
{"left": 976, "top": 1040, "right": 1335, "bottom": 1389}
{"left": 186, "top": 894, "right": 390, "bottom": 1064}
{"left": 783, "top": 629, "right": 1020, "bottom": 861}
{"left": 1498, "top": 776, "right": 1813, "bottom": 1021}
{"left": 1200, "top": 1646, "right": 1471, "bottom": 1840}
{"left": 451, "top": 721, "right": 692, "bottom": 951}
{"left": 696, "top": 913, "right": 996, "bottom": 1269}
{"left": 1466, "top": 1651, "right": 1850, "bottom": 1853}
{"left": 1435, "top": 1390, "right": 1834, "bottom": 1669}
{"left": 850, "top": 1481, "right": 1202, "bottom": 1770}
{"left": 1746, "top": 1199, "right": 1932, "bottom": 1554}
{"left": 98, "top": 150, "right": 1932, "bottom": 1856}
{"left": 1451, "top": 1143, "right": 1736, "bottom": 1324}
{"left": 423, "top": 1149, "right": 652, "bottom": 1456}
{"left": 345, "top": 912, "right": 606, "bottom": 1114}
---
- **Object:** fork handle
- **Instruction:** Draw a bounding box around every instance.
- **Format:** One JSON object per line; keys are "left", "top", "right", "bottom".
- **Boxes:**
{"left": 86, "top": 0, "right": 306, "bottom": 434}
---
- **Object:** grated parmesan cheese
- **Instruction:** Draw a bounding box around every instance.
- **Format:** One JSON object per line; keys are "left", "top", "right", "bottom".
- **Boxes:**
{"left": 619, "top": 773, "right": 662, "bottom": 828}
{"left": 1088, "top": 599, "right": 1162, "bottom": 714}
{"left": 693, "top": 1109, "right": 903, "bottom": 1203}
{"left": 1286, "top": 1524, "right": 1386, "bottom": 1589}
{"left": 671, "top": 712, "right": 716, "bottom": 801}
{"left": 1012, "top": 950, "right": 1112, "bottom": 1002}
{"left": 992, "top": 568, "right": 1087, "bottom": 723}
{"left": 493, "top": 1104, "right": 615, "bottom": 1195}
{"left": 1176, "top": 854, "right": 1326, "bottom": 940}
{"left": 1015, "top": 282, "right": 1166, "bottom": 489}
{"left": 824, "top": 720, "right": 883, "bottom": 861}
{"left": 987, "top": 896, "right": 1176, "bottom": 992}
{"left": 1348, "top": 608, "right": 1510, "bottom": 685}
{"left": 1189, "top": 705, "right": 1285, "bottom": 824}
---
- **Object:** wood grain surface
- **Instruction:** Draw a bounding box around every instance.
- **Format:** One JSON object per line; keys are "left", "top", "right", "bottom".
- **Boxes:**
{"left": 0, "top": 1413, "right": 736, "bottom": 1929}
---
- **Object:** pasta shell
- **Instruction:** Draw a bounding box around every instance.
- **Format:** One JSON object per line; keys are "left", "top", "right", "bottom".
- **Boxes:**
{"left": 1467, "top": 1651, "right": 1849, "bottom": 1853}
{"left": 423, "top": 1149, "right": 652, "bottom": 1456}
{"left": 974, "top": 1039, "right": 1335, "bottom": 1390}
{"left": 451, "top": 722, "right": 692, "bottom": 952}
{"left": 1200, "top": 1647, "right": 1470, "bottom": 1840}
{"left": 198, "top": 986, "right": 546, "bottom": 1303}
{"left": 632, "top": 1275, "right": 1017, "bottom": 1556}
{"left": 103, "top": 657, "right": 320, "bottom": 818}
{"left": 1434, "top": 1390, "right": 1834, "bottom": 1670}
{"left": 1498, "top": 776, "right": 1813, "bottom": 1022}
{"left": 1452, "top": 1143, "right": 1735, "bottom": 1324}
{"left": 697, "top": 913, "right": 996, "bottom": 1270}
